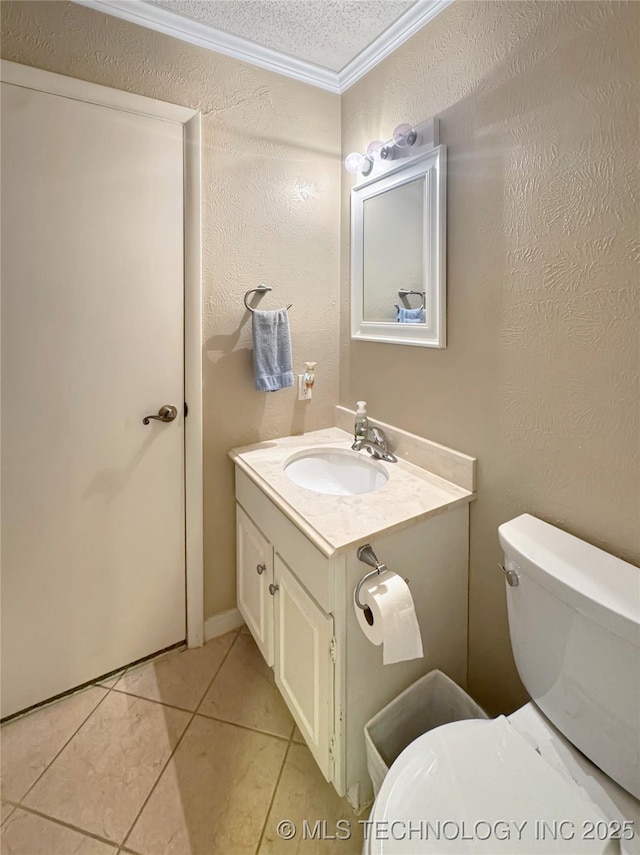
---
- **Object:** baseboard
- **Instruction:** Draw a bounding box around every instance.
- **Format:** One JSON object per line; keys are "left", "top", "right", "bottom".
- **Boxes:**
{"left": 204, "top": 608, "right": 244, "bottom": 642}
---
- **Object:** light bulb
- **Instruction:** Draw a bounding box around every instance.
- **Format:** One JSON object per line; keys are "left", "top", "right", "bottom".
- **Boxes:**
{"left": 392, "top": 123, "right": 417, "bottom": 148}
{"left": 366, "top": 140, "right": 385, "bottom": 161}
{"left": 344, "top": 152, "right": 364, "bottom": 174}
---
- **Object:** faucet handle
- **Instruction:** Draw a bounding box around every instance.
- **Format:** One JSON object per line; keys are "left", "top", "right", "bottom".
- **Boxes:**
{"left": 369, "top": 426, "right": 388, "bottom": 449}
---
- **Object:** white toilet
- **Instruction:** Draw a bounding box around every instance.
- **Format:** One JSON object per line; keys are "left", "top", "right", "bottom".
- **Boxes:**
{"left": 365, "top": 514, "right": 640, "bottom": 854}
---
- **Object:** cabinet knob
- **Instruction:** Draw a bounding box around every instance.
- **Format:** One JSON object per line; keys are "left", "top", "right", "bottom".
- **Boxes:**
{"left": 256, "top": 563, "right": 266, "bottom": 575}
{"left": 269, "top": 583, "right": 279, "bottom": 596}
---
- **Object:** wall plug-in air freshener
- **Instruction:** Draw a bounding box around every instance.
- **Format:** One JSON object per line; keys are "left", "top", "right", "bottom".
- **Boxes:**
{"left": 298, "top": 362, "right": 317, "bottom": 401}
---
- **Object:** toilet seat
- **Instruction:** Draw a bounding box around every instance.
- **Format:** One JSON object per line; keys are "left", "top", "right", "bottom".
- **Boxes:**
{"left": 365, "top": 716, "right": 615, "bottom": 854}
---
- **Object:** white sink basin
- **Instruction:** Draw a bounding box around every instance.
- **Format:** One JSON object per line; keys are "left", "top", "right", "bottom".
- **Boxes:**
{"left": 284, "top": 449, "right": 389, "bottom": 496}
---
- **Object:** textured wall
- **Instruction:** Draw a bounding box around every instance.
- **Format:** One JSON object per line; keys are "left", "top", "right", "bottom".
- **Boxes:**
{"left": 3, "top": 0, "right": 639, "bottom": 715}
{"left": 341, "top": 1, "right": 640, "bottom": 712}
{"left": 0, "top": 1, "right": 341, "bottom": 620}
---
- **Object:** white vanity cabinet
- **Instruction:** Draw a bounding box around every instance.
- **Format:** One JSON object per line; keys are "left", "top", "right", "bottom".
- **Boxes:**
{"left": 235, "top": 470, "right": 337, "bottom": 782}
{"left": 273, "top": 555, "right": 335, "bottom": 780}
{"left": 233, "top": 460, "right": 472, "bottom": 812}
{"left": 236, "top": 505, "right": 274, "bottom": 666}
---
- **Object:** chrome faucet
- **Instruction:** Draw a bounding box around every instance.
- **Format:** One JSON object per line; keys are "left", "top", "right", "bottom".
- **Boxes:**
{"left": 352, "top": 424, "right": 397, "bottom": 463}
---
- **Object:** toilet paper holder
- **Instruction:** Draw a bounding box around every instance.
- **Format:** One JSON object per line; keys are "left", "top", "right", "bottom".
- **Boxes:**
{"left": 354, "top": 544, "right": 387, "bottom": 610}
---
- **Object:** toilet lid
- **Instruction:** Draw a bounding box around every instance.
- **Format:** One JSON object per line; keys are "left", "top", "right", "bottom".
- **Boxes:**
{"left": 366, "top": 716, "right": 614, "bottom": 854}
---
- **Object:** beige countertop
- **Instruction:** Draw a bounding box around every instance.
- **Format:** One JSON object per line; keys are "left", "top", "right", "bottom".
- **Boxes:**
{"left": 229, "top": 427, "right": 474, "bottom": 557}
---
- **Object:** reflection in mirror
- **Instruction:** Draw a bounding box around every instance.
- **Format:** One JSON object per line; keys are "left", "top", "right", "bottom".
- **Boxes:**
{"left": 350, "top": 142, "right": 446, "bottom": 348}
{"left": 363, "top": 178, "right": 425, "bottom": 324}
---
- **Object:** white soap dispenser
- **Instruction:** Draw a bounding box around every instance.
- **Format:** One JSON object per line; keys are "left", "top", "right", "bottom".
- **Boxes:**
{"left": 354, "top": 400, "right": 368, "bottom": 438}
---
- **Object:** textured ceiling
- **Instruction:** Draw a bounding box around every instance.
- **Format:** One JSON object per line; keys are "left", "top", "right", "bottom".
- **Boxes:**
{"left": 148, "top": 0, "right": 415, "bottom": 71}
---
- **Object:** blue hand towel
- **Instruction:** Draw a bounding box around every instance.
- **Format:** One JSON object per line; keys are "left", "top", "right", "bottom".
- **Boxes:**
{"left": 252, "top": 308, "right": 294, "bottom": 392}
{"left": 396, "top": 306, "right": 425, "bottom": 324}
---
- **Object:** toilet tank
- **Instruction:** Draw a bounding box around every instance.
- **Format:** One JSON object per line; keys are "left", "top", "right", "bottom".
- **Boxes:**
{"left": 498, "top": 514, "right": 640, "bottom": 800}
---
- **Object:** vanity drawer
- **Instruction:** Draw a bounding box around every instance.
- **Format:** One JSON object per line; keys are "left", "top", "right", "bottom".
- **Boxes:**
{"left": 235, "top": 468, "right": 334, "bottom": 613}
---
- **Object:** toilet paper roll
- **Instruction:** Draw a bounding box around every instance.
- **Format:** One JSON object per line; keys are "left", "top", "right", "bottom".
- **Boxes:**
{"left": 354, "top": 570, "right": 424, "bottom": 665}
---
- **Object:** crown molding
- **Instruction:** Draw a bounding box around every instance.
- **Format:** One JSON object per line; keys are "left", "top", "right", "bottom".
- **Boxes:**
{"left": 338, "top": 0, "right": 454, "bottom": 91}
{"left": 74, "top": 0, "right": 341, "bottom": 93}
{"left": 73, "top": 0, "right": 453, "bottom": 95}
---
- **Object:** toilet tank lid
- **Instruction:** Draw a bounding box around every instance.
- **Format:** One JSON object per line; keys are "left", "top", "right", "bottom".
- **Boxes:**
{"left": 498, "top": 514, "right": 640, "bottom": 645}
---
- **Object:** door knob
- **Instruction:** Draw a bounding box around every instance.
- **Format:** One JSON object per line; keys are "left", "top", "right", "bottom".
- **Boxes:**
{"left": 269, "top": 583, "right": 279, "bottom": 596}
{"left": 143, "top": 405, "right": 178, "bottom": 425}
{"left": 256, "top": 563, "right": 266, "bottom": 575}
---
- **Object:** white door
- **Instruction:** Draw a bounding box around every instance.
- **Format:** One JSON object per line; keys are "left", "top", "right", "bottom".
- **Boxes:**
{"left": 236, "top": 505, "right": 274, "bottom": 666}
{"left": 1, "top": 79, "right": 186, "bottom": 718}
{"left": 273, "top": 555, "right": 334, "bottom": 781}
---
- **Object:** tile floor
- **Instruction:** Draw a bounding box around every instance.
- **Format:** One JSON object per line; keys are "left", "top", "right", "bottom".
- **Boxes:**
{"left": 1, "top": 627, "right": 363, "bottom": 855}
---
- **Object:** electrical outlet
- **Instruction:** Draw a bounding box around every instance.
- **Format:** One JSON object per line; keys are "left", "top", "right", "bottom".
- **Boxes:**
{"left": 298, "top": 374, "right": 312, "bottom": 400}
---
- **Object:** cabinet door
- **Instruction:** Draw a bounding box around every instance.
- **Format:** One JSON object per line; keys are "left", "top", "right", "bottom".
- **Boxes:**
{"left": 273, "top": 554, "right": 334, "bottom": 781}
{"left": 236, "top": 505, "right": 274, "bottom": 666}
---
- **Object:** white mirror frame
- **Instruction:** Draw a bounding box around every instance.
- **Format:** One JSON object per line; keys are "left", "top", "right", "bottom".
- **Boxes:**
{"left": 350, "top": 145, "right": 446, "bottom": 348}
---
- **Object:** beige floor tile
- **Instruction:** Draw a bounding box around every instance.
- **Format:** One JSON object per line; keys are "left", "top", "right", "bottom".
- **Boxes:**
{"left": 0, "top": 809, "right": 116, "bottom": 854}
{"left": 199, "top": 633, "right": 294, "bottom": 737}
{"left": 260, "top": 743, "right": 363, "bottom": 854}
{"left": 24, "top": 692, "right": 190, "bottom": 845}
{"left": 95, "top": 671, "right": 126, "bottom": 689}
{"left": 127, "top": 715, "right": 287, "bottom": 855}
{"left": 292, "top": 726, "right": 305, "bottom": 744}
{"left": 0, "top": 687, "right": 107, "bottom": 803}
{"left": 113, "top": 632, "right": 236, "bottom": 711}
{"left": 1, "top": 802, "right": 16, "bottom": 825}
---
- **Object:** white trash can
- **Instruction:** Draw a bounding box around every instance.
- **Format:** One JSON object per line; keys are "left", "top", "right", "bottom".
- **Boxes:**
{"left": 364, "top": 670, "right": 488, "bottom": 797}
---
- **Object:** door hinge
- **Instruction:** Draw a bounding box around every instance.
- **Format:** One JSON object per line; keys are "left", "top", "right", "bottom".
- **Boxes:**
{"left": 329, "top": 736, "right": 335, "bottom": 758}
{"left": 184, "top": 401, "right": 188, "bottom": 418}
{"left": 329, "top": 637, "right": 337, "bottom": 662}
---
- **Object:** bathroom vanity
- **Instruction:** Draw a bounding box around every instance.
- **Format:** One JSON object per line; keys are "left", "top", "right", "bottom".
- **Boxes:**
{"left": 229, "top": 413, "right": 475, "bottom": 810}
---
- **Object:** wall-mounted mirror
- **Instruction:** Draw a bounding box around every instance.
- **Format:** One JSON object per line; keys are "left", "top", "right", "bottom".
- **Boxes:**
{"left": 351, "top": 144, "right": 446, "bottom": 347}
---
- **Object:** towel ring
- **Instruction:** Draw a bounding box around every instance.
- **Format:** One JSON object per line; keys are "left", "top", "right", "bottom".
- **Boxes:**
{"left": 397, "top": 289, "right": 425, "bottom": 310}
{"left": 244, "top": 285, "right": 292, "bottom": 314}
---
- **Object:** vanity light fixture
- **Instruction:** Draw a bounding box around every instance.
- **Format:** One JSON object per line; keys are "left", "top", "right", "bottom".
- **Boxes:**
{"left": 344, "top": 151, "right": 374, "bottom": 176}
{"left": 345, "top": 123, "right": 418, "bottom": 173}
{"left": 366, "top": 140, "right": 385, "bottom": 161}
{"left": 392, "top": 123, "right": 417, "bottom": 148}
